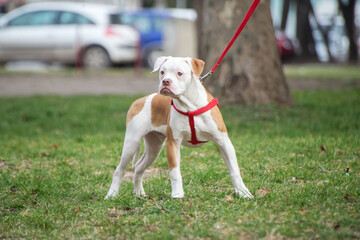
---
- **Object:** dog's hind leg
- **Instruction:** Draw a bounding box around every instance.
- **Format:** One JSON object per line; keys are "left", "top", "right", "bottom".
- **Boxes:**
{"left": 105, "top": 132, "right": 143, "bottom": 199}
{"left": 133, "top": 132, "right": 166, "bottom": 196}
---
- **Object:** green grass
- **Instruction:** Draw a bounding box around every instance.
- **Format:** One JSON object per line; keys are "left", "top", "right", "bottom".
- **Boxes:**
{"left": 284, "top": 64, "right": 360, "bottom": 80}
{"left": 0, "top": 90, "right": 359, "bottom": 239}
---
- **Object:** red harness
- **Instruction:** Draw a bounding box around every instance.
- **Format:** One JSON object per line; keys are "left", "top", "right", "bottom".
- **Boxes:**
{"left": 171, "top": 98, "right": 219, "bottom": 145}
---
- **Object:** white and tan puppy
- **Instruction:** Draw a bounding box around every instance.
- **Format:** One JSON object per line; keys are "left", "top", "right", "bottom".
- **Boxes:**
{"left": 105, "top": 56, "right": 253, "bottom": 199}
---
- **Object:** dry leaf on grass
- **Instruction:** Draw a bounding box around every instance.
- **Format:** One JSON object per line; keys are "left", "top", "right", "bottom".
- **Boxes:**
{"left": 288, "top": 177, "right": 297, "bottom": 182}
{"left": 299, "top": 208, "right": 308, "bottom": 215}
{"left": 38, "top": 152, "right": 50, "bottom": 157}
{"left": 107, "top": 207, "right": 135, "bottom": 217}
{"left": 47, "top": 143, "right": 58, "bottom": 149}
{"left": 226, "top": 195, "right": 234, "bottom": 202}
{"left": 255, "top": 187, "right": 272, "bottom": 197}
{"left": 122, "top": 168, "right": 163, "bottom": 181}
{"left": 320, "top": 145, "right": 326, "bottom": 153}
{"left": 0, "top": 159, "right": 15, "bottom": 168}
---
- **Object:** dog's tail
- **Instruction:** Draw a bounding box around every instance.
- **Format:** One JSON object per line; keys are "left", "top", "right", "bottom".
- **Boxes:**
{"left": 131, "top": 143, "right": 141, "bottom": 168}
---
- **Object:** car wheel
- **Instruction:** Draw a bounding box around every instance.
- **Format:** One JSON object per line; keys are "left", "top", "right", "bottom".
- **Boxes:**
{"left": 0, "top": 61, "right": 7, "bottom": 67}
{"left": 82, "top": 46, "right": 110, "bottom": 69}
{"left": 144, "top": 48, "right": 163, "bottom": 68}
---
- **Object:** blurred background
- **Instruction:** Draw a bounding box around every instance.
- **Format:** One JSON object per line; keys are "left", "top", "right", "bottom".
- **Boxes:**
{"left": 0, "top": 0, "right": 359, "bottom": 72}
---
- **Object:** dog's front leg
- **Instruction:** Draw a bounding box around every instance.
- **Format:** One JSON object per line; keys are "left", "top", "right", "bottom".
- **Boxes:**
{"left": 166, "top": 128, "right": 184, "bottom": 198}
{"left": 215, "top": 134, "right": 254, "bottom": 199}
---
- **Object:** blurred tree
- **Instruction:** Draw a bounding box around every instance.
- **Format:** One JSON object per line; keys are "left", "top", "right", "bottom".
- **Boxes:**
{"left": 296, "top": 0, "right": 317, "bottom": 61}
{"left": 338, "top": 0, "right": 357, "bottom": 61}
{"left": 280, "top": 0, "right": 290, "bottom": 31}
{"left": 282, "top": 0, "right": 358, "bottom": 62}
{"left": 195, "top": 0, "right": 292, "bottom": 105}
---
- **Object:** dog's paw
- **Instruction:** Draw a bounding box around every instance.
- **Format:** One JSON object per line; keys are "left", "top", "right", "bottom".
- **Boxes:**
{"left": 171, "top": 191, "right": 184, "bottom": 198}
{"left": 104, "top": 190, "right": 118, "bottom": 200}
{"left": 236, "top": 188, "right": 254, "bottom": 199}
{"left": 134, "top": 188, "right": 146, "bottom": 197}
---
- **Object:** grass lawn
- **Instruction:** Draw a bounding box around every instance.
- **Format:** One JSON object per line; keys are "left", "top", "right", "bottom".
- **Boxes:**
{"left": 0, "top": 89, "right": 359, "bottom": 239}
{"left": 283, "top": 64, "right": 360, "bottom": 80}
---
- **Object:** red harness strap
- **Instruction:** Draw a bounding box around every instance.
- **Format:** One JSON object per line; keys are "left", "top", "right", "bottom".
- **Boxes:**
{"left": 171, "top": 98, "right": 219, "bottom": 145}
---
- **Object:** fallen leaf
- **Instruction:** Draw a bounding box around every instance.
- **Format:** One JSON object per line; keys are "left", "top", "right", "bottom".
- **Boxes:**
{"left": 320, "top": 145, "right": 326, "bottom": 153}
{"left": 107, "top": 210, "right": 122, "bottom": 217}
{"left": 0, "top": 159, "right": 6, "bottom": 167}
{"left": 146, "top": 224, "right": 155, "bottom": 230}
{"left": 107, "top": 207, "right": 135, "bottom": 217}
{"left": 226, "top": 195, "right": 234, "bottom": 202}
{"left": 38, "top": 152, "right": 50, "bottom": 157}
{"left": 72, "top": 207, "right": 80, "bottom": 213}
{"left": 299, "top": 208, "right": 308, "bottom": 215}
{"left": 333, "top": 222, "right": 341, "bottom": 230}
{"left": 288, "top": 177, "right": 297, "bottom": 182}
{"left": 122, "top": 168, "right": 162, "bottom": 181}
{"left": 10, "top": 185, "right": 17, "bottom": 193}
{"left": 305, "top": 228, "right": 316, "bottom": 233}
{"left": 255, "top": 187, "right": 272, "bottom": 197}
{"left": 0, "top": 159, "right": 15, "bottom": 168}
{"left": 47, "top": 143, "right": 58, "bottom": 149}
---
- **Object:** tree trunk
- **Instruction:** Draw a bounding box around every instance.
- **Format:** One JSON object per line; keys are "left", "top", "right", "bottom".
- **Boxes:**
{"left": 338, "top": 0, "right": 358, "bottom": 62}
{"left": 309, "top": 2, "right": 334, "bottom": 62}
{"left": 196, "top": 0, "right": 293, "bottom": 105}
{"left": 280, "top": 0, "right": 290, "bottom": 31}
{"left": 296, "top": 0, "right": 317, "bottom": 61}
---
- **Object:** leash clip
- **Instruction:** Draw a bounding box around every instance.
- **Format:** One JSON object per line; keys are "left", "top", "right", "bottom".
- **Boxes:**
{"left": 199, "top": 71, "right": 212, "bottom": 82}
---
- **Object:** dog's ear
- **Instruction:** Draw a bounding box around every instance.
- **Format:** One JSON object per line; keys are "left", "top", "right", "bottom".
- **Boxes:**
{"left": 152, "top": 56, "right": 169, "bottom": 72}
{"left": 185, "top": 58, "right": 205, "bottom": 77}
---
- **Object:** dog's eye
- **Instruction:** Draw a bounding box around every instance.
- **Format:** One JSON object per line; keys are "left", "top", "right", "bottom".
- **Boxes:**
{"left": 177, "top": 72, "right": 183, "bottom": 77}
{"left": 160, "top": 71, "right": 165, "bottom": 75}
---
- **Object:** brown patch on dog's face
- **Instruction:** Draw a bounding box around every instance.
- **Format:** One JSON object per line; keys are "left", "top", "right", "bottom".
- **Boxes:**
{"left": 151, "top": 94, "right": 172, "bottom": 127}
{"left": 126, "top": 96, "right": 147, "bottom": 125}
{"left": 206, "top": 91, "right": 227, "bottom": 133}
{"left": 166, "top": 125, "right": 178, "bottom": 171}
{"left": 191, "top": 58, "right": 205, "bottom": 77}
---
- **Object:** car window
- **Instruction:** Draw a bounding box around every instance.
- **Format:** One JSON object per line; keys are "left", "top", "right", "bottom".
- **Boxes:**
{"left": 59, "top": 11, "right": 93, "bottom": 25}
{"left": 109, "top": 13, "right": 122, "bottom": 24}
{"left": 121, "top": 14, "right": 151, "bottom": 33}
{"left": 8, "top": 11, "right": 59, "bottom": 26}
{"left": 153, "top": 17, "right": 164, "bottom": 32}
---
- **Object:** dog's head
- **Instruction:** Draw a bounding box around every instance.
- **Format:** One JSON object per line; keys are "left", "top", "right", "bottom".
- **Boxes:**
{"left": 152, "top": 56, "right": 205, "bottom": 98}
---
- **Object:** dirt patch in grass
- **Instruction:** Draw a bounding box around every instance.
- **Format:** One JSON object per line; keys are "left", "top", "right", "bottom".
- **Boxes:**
{"left": 122, "top": 168, "right": 165, "bottom": 181}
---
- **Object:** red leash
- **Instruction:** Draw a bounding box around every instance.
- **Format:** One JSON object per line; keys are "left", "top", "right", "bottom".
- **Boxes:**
{"left": 200, "top": 0, "right": 261, "bottom": 81}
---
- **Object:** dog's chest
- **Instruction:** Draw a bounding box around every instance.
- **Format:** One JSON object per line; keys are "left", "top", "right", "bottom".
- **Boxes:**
{"left": 169, "top": 110, "right": 214, "bottom": 146}
{"left": 146, "top": 93, "right": 222, "bottom": 146}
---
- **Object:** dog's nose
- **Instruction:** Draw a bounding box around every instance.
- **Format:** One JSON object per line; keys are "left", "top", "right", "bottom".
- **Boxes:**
{"left": 162, "top": 79, "right": 171, "bottom": 86}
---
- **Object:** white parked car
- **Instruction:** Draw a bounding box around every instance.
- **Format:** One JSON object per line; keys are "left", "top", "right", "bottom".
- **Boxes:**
{"left": 0, "top": 2, "right": 139, "bottom": 68}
